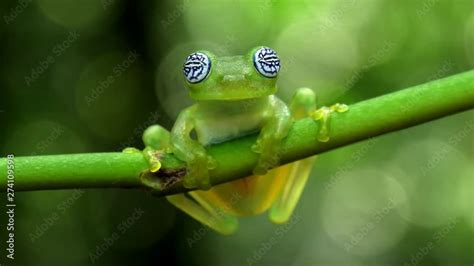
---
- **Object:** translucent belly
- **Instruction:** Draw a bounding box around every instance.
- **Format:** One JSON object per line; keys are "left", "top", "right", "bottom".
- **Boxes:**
{"left": 194, "top": 112, "right": 264, "bottom": 146}
{"left": 191, "top": 99, "right": 287, "bottom": 216}
{"left": 192, "top": 163, "right": 292, "bottom": 216}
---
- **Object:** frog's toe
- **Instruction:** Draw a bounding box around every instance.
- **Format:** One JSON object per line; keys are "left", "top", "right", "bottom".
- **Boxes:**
{"left": 206, "top": 155, "right": 217, "bottom": 170}
{"left": 251, "top": 138, "right": 263, "bottom": 153}
{"left": 123, "top": 147, "right": 163, "bottom": 174}
{"left": 182, "top": 175, "right": 197, "bottom": 188}
{"left": 310, "top": 103, "right": 349, "bottom": 142}
{"left": 183, "top": 158, "right": 212, "bottom": 190}
{"left": 253, "top": 151, "right": 280, "bottom": 175}
{"left": 143, "top": 147, "right": 162, "bottom": 173}
{"left": 251, "top": 135, "right": 282, "bottom": 175}
{"left": 183, "top": 173, "right": 211, "bottom": 190}
{"left": 198, "top": 179, "right": 212, "bottom": 190}
{"left": 331, "top": 103, "right": 349, "bottom": 113}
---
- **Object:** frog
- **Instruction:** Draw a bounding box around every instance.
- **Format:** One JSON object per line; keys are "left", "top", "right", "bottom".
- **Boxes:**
{"left": 128, "top": 46, "right": 348, "bottom": 234}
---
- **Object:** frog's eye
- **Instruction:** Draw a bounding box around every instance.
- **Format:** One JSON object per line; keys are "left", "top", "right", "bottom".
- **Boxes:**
{"left": 183, "top": 52, "right": 212, "bottom": 84}
{"left": 253, "top": 47, "right": 280, "bottom": 78}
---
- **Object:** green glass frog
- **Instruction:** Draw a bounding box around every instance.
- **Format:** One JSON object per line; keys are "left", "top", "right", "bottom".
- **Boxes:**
{"left": 131, "top": 47, "right": 347, "bottom": 234}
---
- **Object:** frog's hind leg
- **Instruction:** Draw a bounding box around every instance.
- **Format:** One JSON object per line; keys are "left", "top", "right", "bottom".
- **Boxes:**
{"left": 269, "top": 88, "right": 317, "bottom": 224}
{"left": 166, "top": 192, "right": 238, "bottom": 235}
{"left": 269, "top": 157, "right": 316, "bottom": 223}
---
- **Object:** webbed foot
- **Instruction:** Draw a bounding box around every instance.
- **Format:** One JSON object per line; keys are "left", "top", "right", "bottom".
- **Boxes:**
{"left": 251, "top": 134, "right": 282, "bottom": 175}
{"left": 182, "top": 152, "right": 216, "bottom": 190}
{"left": 310, "top": 103, "right": 348, "bottom": 142}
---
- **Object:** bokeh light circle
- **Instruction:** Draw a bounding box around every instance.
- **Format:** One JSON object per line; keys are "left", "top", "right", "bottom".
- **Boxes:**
{"left": 274, "top": 17, "right": 360, "bottom": 102}
{"left": 37, "top": 0, "right": 105, "bottom": 28}
{"left": 392, "top": 138, "right": 468, "bottom": 228}
{"left": 321, "top": 169, "right": 409, "bottom": 256}
{"left": 74, "top": 51, "right": 144, "bottom": 141}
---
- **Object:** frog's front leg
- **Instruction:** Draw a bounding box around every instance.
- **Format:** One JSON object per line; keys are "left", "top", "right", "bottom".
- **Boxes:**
{"left": 123, "top": 124, "right": 172, "bottom": 170}
{"left": 122, "top": 125, "right": 172, "bottom": 190}
{"left": 269, "top": 88, "right": 317, "bottom": 223}
{"left": 252, "top": 96, "right": 292, "bottom": 175}
{"left": 171, "top": 106, "right": 215, "bottom": 190}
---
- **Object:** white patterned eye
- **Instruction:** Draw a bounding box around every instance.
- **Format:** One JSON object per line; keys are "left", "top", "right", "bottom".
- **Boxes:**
{"left": 253, "top": 47, "right": 280, "bottom": 78}
{"left": 183, "top": 52, "right": 211, "bottom": 84}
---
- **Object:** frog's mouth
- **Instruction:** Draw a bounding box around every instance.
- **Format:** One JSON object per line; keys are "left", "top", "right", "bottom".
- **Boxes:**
{"left": 190, "top": 91, "right": 274, "bottom": 101}
{"left": 189, "top": 83, "right": 277, "bottom": 101}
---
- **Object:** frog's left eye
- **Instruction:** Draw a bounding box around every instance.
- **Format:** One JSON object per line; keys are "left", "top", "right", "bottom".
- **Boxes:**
{"left": 253, "top": 47, "right": 280, "bottom": 78}
{"left": 183, "top": 52, "right": 212, "bottom": 84}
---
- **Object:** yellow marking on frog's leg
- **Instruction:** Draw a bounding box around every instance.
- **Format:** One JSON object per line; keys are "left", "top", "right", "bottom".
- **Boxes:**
{"left": 123, "top": 147, "right": 162, "bottom": 190}
{"left": 311, "top": 103, "right": 348, "bottom": 142}
{"left": 122, "top": 147, "right": 161, "bottom": 173}
{"left": 269, "top": 88, "right": 318, "bottom": 223}
{"left": 143, "top": 147, "right": 162, "bottom": 173}
{"left": 166, "top": 193, "right": 238, "bottom": 235}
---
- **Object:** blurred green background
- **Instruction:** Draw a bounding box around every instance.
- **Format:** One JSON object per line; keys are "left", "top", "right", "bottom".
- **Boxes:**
{"left": 0, "top": 0, "right": 473, "bottom": 265}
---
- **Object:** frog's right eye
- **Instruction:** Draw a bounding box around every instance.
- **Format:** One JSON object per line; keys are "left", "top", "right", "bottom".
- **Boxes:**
{"left": 183, "top": 52, "right": 212, "bottom": 84}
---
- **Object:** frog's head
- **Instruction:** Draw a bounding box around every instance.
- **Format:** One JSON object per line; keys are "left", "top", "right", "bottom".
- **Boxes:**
{"left": 182, "top": 46, "right": 280, "bottom": 100}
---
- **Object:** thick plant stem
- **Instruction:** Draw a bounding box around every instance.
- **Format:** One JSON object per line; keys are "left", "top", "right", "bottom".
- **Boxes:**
{"left": 1, "top": 70, "right": 474, "bottom": 195}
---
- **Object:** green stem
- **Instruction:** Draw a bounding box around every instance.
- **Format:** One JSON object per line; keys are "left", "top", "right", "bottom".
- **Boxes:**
{"left": 1, "top": 70, "right": 474, "bottom": 196}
